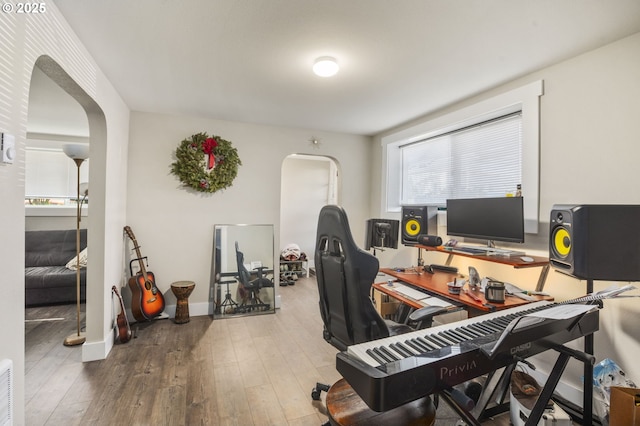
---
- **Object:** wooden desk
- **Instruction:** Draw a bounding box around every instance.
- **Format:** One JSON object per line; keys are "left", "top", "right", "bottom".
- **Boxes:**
{"left": 379, "top": 267, "right": 552, "bottom": 315}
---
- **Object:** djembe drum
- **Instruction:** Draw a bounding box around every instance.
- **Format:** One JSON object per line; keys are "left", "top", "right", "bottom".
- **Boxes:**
{"left": 170, "top": 281, "right": 195, "bottom": 324}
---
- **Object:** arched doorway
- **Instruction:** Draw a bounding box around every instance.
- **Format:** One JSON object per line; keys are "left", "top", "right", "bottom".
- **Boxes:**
{"left": 279, "top": 154, "right": 340, "bottom": 269}
{"left": 26, "top": 56, "right": 108, "bottom": 361}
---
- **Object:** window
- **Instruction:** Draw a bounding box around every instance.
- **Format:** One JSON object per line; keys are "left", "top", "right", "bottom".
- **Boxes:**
{"left": 25, "top": 146, "right": 89, "bottom": 211}
{"left": 382, "top": 81, "right": 542, "bottom": 233}
{"left": 401, "top": 113, "right": 522, "bottom": 205}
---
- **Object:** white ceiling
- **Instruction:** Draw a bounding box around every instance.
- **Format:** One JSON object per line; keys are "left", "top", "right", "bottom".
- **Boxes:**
{"left": 42, "top": 0, "right": 640, "bottom": 136}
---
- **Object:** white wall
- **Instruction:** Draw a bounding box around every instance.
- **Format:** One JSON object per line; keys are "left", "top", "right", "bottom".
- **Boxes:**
{"left": 372, "top": 31, "right": 640, "bottom": 404}
{"left": 280, "top": 156, "right": 336, "bottom": 262}
{"left": 126, "top": 111, "right": 372, "bottom": 316}
{"left": 0, "top": 2, "right": 130, "bottom": 424}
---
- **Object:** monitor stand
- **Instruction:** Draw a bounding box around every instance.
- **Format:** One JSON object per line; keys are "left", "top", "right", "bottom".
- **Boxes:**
{"left": 485, "top": 240, "right": 525, "bottom": 257}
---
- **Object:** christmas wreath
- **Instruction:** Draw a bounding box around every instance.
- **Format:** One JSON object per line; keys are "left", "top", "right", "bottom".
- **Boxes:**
{"left": 170, "top": 132, "right": 241, "bottom": 193}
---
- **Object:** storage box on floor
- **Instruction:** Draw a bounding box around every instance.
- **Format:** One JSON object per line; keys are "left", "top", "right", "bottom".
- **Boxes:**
{"left": 373, "top": 289, "right": 401, "bottom": 319}
{"left": 609, "top": 386, "right": 640, "bottom": 426}
{"left": 510, "top": 392, "right": 571, "bottom": 426}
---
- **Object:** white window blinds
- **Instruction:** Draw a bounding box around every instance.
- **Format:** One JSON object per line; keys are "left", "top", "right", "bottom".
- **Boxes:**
{"left": 25, "top": 148, "right": 89, "bottom": 198}
{"left": 401, "top": 113, "right": 522, "bottom": 205}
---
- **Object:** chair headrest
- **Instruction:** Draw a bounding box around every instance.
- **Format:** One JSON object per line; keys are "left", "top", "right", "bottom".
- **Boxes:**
{"left": 316, "top": 205, "right": 360, "bottom": 255}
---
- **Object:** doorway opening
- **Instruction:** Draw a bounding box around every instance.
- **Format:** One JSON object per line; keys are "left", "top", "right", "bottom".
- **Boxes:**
{"left": 279, "top": 154, "right": 340, "bottom": 274}
{"left": 25, "top": 55, "right": 108, "bottom": 363}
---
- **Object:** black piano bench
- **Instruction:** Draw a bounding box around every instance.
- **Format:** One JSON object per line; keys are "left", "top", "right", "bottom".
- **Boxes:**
{"left": 324, "top": 378, "right": 436, "bottom": 426}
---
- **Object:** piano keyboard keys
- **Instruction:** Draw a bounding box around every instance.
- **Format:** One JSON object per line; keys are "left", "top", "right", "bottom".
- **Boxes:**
{"left": 348, "top": 301, "right": 552, "bottom": 367}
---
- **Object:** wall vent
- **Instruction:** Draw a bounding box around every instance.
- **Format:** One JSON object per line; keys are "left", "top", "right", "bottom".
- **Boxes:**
{"left": 0, "top": 359, "right": 12, "bottom": 426}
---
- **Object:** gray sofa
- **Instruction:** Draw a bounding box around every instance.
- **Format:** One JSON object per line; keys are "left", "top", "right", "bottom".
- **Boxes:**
{"left": 25, "top": 229, "right": 87, "bottom": 306}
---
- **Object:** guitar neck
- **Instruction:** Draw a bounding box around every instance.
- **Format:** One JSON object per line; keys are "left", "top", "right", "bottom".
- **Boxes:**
{"left": 132, "top": 244, "right": 148, "bottom": 277}
{"left": 112, "top": 286, "right": 128, "bottom": 315}
{"left": 124, "top": 226, "right": 148, "bottom": 277}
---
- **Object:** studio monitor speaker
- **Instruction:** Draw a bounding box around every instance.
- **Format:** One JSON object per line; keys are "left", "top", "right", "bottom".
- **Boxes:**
{"left": 401, "top": 206, "right": 438, "bottom": 245}
{"left": 549, "top": 204, "right": 640, "bottom": 281}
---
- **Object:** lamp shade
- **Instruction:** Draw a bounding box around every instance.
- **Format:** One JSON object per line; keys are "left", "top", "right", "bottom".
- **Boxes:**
{"left": 63, "top": 144, "right": 90, "bottom": 160}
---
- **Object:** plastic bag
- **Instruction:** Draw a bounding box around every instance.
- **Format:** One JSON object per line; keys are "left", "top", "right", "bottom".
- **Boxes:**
{"left": 593, "top": 358, "right": 637, "bottom": 425}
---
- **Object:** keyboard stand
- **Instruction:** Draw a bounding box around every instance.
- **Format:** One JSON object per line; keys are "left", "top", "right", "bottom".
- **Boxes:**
{"left": 439, "top": 342, "right": 595, "bottom": 426}
{"left": 470, "top": 364, "right": 517, "bottom": 420}
{"left": 524, "top": 344, "right": 595, "bottom": 426}
{"left": 436, "top": 308, "right": 599, "bottom": 426}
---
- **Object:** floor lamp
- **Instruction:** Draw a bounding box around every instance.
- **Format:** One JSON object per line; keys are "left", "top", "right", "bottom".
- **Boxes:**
{"left": 62, "top": 143, "right": 89, "bottom": 346}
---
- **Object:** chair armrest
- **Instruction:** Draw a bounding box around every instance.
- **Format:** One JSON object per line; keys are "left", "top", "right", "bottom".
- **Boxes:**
{"left": 408, "top": 305, "right": 448, "bottom": 326}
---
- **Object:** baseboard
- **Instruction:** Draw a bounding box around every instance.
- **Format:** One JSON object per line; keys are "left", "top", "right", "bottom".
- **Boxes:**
{"left": 82, "top": 334, "right": 113, "bottom": 362}
{"left": 83, "top": 302, "right": 213, "bottom": 362}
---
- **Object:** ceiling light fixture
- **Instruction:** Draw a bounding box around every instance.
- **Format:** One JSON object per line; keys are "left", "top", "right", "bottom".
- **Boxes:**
{"left": 313, "top": 56, "right": 339, "bottom": 77}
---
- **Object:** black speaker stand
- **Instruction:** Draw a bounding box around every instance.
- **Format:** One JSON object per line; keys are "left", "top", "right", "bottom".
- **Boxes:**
{"left": 583, "top": 278, "right": 595, "bottom": 426}
{"left": 417, "top": 246, "right": 424, "bottom": 268}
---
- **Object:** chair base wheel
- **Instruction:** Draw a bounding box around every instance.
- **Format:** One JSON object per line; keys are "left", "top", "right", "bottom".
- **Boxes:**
{"left": 311, "top": 382, "right": 330, "bottom": 400}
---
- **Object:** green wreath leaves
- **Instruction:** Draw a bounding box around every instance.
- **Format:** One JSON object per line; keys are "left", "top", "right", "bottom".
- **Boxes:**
{"left": 170, "top": 132, "right": 241, "bottom": 193}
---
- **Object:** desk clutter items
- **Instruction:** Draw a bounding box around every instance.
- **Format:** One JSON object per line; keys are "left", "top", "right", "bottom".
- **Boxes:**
{"left": 485, "top": 280, "right": 506, "bottom": 303}
{"left": 429, "top": 263, "right": 459, "bottom": 273}
{"left": 468, "top": 266, "right": 481, "bottom": 290}
{"left": 447, "top": 278, "right": 465, "bottom": 295}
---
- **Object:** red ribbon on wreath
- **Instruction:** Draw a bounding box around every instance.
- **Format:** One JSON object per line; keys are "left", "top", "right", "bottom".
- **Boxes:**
{"left": 202, "top": 137, "right": 218, "bottom": 169}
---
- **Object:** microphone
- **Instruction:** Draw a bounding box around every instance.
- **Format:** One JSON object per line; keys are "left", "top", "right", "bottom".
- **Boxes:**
{"left": 375, "top": 222, "right": 392, "bottom": 232}
{"left": 416, "top": 234, "right": 442, "bottom": 247}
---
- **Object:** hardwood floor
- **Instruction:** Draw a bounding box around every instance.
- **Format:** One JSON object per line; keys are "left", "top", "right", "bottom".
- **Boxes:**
{"left": 25, "top": 278, "right": 512, "bottom": 425}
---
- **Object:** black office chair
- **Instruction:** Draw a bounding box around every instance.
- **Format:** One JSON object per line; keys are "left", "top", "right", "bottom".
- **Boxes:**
{"left": 312, "top": 205, "right": 445, "bottom": 425}
{"left": 235, "top": 241, "right": 273, "bottom": 312}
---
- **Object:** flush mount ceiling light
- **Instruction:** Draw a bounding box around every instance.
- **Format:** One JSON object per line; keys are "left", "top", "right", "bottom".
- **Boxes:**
{"left": 313, "top": 56, "right": 339, "bottom": 77}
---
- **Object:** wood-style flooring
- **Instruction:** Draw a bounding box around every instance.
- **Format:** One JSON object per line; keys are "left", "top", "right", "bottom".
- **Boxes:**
{"left": 25, "top": 277, "right": 513, "bottom": 426}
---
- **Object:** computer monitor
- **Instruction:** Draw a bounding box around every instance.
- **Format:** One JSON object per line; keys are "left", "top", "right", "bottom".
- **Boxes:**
{"left": 446, "top": 197, "right": 524, "bottom": 244}
{"left": 364, "top": 219, "right": 399, "bottom": 250}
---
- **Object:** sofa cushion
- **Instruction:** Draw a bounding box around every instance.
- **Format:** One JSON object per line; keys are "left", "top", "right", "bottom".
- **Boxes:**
{"left": 65, "top": 247, "right": 88, "bottom": 270}
{"left": 25, "top": 229, "right": 87, "bottom": 267}
{"left": 25, "top": 266, "right": 86, "bottom": 289}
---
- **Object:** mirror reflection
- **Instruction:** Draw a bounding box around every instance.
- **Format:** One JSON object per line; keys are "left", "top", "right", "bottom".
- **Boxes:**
{"left": 212, "top": 224, "right": 275, "bottom": 318}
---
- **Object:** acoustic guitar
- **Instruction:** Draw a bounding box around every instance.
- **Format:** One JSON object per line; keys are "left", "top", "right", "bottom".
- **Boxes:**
{"left": 112, "top": 285, "right": 132, "bottom": 343}
{"left": 124, "top": 226, "right": 165, "bottom": 321}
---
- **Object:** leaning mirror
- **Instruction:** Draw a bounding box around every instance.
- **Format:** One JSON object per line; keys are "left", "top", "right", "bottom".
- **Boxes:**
{"left": 211, "top": 224, "right": 275, "bottom": 318}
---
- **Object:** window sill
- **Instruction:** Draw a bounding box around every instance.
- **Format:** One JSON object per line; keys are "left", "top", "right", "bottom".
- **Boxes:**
{"left": 25, "top": 205, "right": 88, "bottom": 217}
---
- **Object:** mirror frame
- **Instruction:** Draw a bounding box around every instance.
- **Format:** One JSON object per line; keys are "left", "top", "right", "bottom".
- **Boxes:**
{"left": 211, "top": 224, "right": 276, "bottom": 318}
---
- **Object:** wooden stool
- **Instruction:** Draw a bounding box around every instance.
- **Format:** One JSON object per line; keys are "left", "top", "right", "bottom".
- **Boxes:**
{"left": 171, "top": 281, "right": 195, "bottom": 324}
{"left": 325, "top": 378, "right": 435, "bottom": 426}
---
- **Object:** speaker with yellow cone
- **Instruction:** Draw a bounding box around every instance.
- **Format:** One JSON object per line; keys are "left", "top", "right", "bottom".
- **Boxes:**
{"left": 401, "top": 206, "right": 437, "bottom": 245}
{"left": 551, "top": 226, "right": 572, "bottom": 259}
{"left": 405, "top": 218, "right": 421, "bottom": 237}
{"left": 549, "top": 205, "right": 640, "bottom": 281}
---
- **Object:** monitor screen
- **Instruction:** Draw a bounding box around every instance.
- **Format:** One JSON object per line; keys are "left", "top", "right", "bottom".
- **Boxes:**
{"left": 365, "top": 219, "right": 399, "bottom": 250}
{"left": 446, "top": 197, "right": 524, "bottom": 244}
